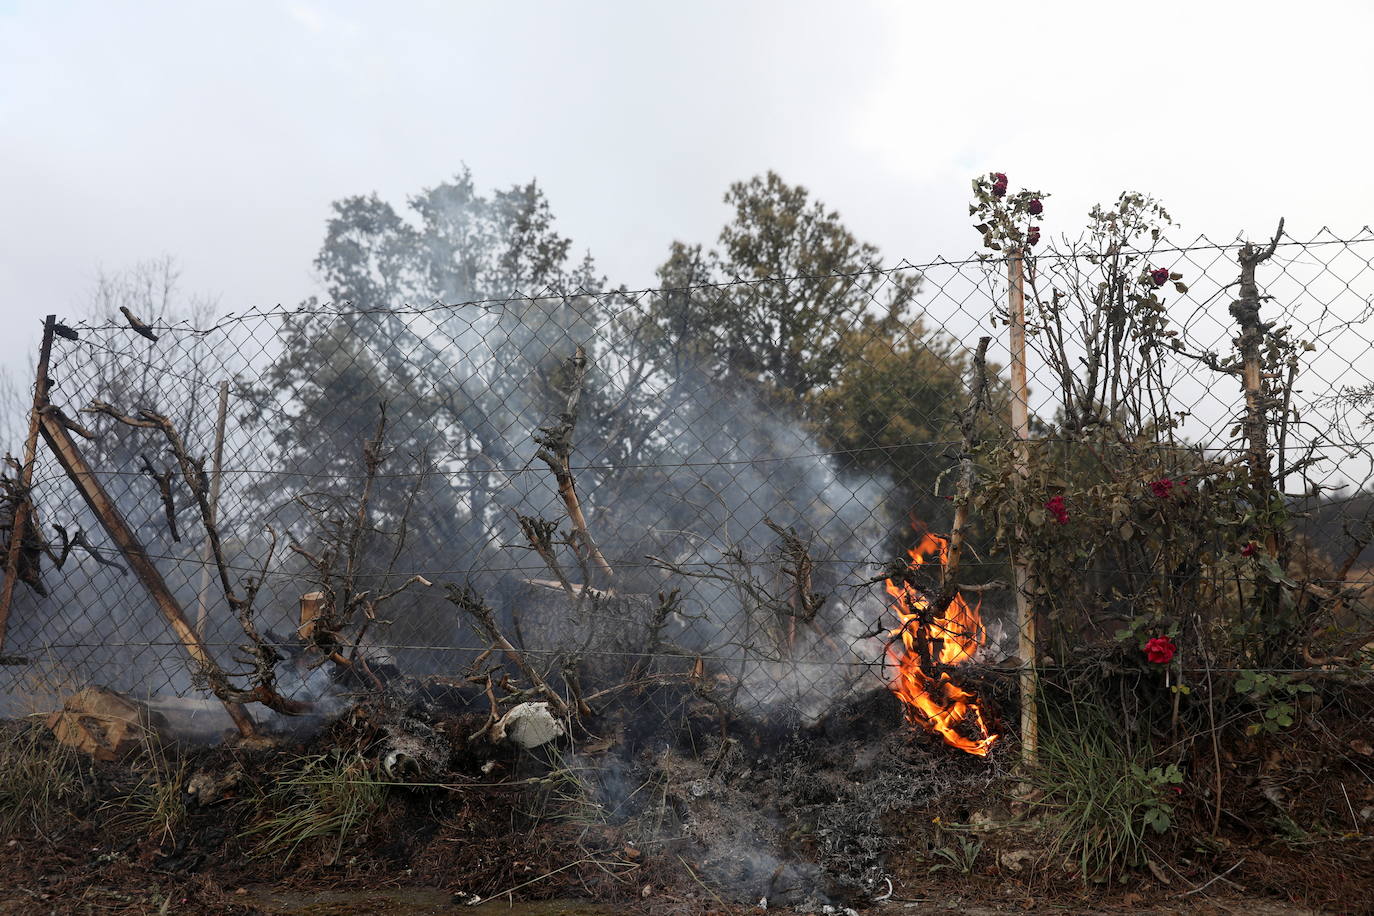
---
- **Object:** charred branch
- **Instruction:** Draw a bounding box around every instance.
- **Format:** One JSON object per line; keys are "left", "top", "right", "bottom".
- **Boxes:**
{"left": 118, "top": 305, "right": 159, "bottom": 342}
{"left": 444, "top": 583, "right": 568, "bottom": 718}
{"left": 138, "top": 453, "right": 180, "bottom": 542}
{"left": 1229, "top": 218, "right": 1285, "bottom": 496}
{"left": 517, "top": 514, "right": 576, "bottom": 595}
{"left": 534, "top": 346, "right": 614, "bottom": 582}
{"left": 38, "top": 405, "right": 95, "bottom": 440}
{"left": 763, "top": 518, "right": 826, "bottom": 626}
{"left": 82, "top": 399, "right": 304, "bottom": 717}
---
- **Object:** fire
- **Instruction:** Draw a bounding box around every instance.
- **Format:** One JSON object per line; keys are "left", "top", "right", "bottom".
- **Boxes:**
{"left": 884, "top": 526, "right": 998, "bottom": 756}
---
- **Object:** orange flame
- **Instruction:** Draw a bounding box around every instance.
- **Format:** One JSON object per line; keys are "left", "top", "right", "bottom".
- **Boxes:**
{"left": 884, "top": 527, "right": 998, "bottom": 756}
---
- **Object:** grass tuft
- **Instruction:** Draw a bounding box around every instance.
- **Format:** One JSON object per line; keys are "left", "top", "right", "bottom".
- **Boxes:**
{"left": 0, "top": 718, "right": 86, "bottom": 838}
{"left": 245, "top": 751, "right": 387, "bottom": 864}
{"left": 104, "top": 756, "right": 189, "bottom": 848}
{"left": 1023, "top": 703, "right": 1181, "bottom": 882}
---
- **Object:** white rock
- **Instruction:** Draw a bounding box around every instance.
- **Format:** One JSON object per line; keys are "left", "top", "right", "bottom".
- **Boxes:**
{"left": 492, "top": 701, "right": 565, "bottom": 749}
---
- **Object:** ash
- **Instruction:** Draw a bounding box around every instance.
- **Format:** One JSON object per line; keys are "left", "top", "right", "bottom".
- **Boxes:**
{"left": 586, "top": 686, "right": 1004, "bottom": 909}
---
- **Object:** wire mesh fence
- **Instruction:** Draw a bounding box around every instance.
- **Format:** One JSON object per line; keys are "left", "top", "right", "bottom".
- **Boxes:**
{"left": 2, "top": 228, "right": 1372, "bottom": 740}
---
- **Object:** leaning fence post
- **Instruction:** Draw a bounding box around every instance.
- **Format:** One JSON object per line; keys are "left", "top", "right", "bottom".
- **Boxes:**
{"left": 0, "top": 315, "right": 58, "bottom": 654}
{"left": 195, "top": 380, "right": 230, "bottom": 638}
{"left": 36, "top": 408, "right": 256, "bottom": 737}
{"left": 1007, "top": 250, "right": 1038, "bottom": 766}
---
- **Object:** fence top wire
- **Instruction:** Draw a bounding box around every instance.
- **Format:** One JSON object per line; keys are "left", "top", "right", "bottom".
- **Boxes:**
{"left": 58, "top": 228, "right": 1374, "bottom": 334}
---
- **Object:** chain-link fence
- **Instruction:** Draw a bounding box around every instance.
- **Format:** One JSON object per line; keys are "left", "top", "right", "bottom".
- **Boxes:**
{"left": 2, "top": 229, "right": 1372, "bottom": 741}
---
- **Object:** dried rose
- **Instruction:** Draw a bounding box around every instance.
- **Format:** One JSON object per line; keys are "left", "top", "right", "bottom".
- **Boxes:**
{"left": 1028, "top": 198, "right": 1043, "bottom": 216}
{"left": 1150, "top": 267, "right": 1170, "bottom": 287}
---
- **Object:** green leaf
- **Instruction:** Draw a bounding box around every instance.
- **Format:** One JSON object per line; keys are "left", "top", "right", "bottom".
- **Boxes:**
{"left": 1259, "top": 556, "right": 1297, "bottom": 587}
{"left": 1144, "top": 809, "right": 1171, "bottom": 833}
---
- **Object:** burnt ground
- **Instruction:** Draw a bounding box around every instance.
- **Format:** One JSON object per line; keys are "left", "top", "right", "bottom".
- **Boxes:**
{"left": 1, "top": 679, "right": 1371, "bottom": 916}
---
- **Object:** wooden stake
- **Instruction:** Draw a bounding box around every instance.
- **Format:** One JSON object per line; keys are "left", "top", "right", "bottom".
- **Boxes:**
{"left": 0, "top": 316, "right": 57, "bottom": 652}
{"left": 194, "top": 380, "right": 229, "bottom": 638}
{"left": 1007, "top": 251, "right": 1038, "bottom": 766}
{"left": 36, "top": 409, "right": 255, "bottom": 737}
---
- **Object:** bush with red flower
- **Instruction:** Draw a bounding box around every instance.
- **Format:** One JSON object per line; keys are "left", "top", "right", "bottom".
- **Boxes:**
{"left": 970, "top": 172, "right": 1048, "bottom": 253}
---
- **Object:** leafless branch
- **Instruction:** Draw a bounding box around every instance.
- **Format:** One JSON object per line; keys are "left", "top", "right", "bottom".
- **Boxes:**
{"left": 534, "top": 346, "right": 614, "bottom": 582}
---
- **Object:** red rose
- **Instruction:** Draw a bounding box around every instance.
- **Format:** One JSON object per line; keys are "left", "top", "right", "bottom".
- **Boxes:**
{"left": 1045, "top": 495, "right": 1069, "bottom": 525}
{"left": 1144, "top": 636, "right": 1176, "bottom": 665}
{"left": 992, "top": 172, "right": 1008, "bottom": 183}
{"left": 1027, "top": 226, "right": 1041, "bottom": 247}
{"left": 1028, "top": 198, "right": 1043, "bottom": 216}
{"left": 1240, "top": 542, "right": 1258, "bottom": 557}
{"left": 1150, "top": 267, "right": 1170, "bottom": 287}
{"left": 991, "top": 173, "right": 1008, "bottom": 198}
{"left": 1149, "top": 478, "right": 1175, "bottom": 499}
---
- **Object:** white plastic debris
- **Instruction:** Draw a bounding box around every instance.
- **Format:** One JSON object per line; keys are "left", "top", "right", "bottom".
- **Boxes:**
{"left": 491, "top": 701, "right": 565, "bottom": 749}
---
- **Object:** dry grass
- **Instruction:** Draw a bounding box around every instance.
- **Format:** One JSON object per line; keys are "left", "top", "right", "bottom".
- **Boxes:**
{"left": 103, "top": 753, "right": 189, "bottom": 848}
{"left": 0, "top": 717, "right": 86, "bottom": 838}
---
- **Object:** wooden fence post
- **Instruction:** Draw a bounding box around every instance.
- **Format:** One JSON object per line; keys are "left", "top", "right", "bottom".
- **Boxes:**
{"left": 1007, "top": 251, "right": 1038, "bottom": 766}
{"left": 0, "top": 316, "right": 57, "bottom": 653}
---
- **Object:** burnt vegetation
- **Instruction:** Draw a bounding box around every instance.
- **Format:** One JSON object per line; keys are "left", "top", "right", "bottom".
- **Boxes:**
{"left": 0, "top": 172, "right": 1372, "bottom": 913}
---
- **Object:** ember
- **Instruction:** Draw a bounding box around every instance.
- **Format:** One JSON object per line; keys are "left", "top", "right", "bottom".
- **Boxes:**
{"left": 884, "top": 526, "right": 998, "bottom": 756}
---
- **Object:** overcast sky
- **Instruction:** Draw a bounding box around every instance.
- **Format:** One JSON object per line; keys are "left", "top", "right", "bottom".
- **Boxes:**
{"left": 2, "top": 0, "right": 1371, "bottom": 374}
